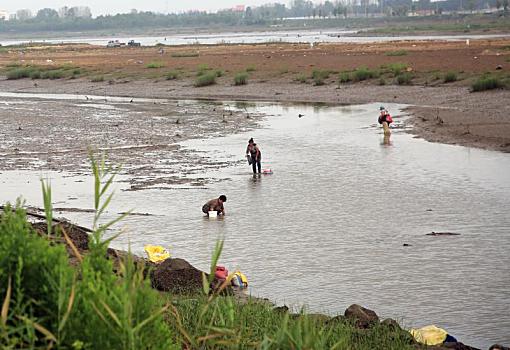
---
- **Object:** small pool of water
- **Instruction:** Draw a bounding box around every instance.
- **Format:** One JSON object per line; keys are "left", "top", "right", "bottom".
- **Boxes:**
{"left": 1, "top": 101, "right": 509, "bottom": 348}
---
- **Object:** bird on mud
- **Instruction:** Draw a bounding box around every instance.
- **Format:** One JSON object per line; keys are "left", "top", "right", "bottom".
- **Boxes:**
{"left": 298, "top": 113, "right": 304, "bottom": 118}
{"left": 85, "top": 96, "right": 89, "bottom": 100}
{"left": 130, "top": 98, "right": 133, "bottom": 103}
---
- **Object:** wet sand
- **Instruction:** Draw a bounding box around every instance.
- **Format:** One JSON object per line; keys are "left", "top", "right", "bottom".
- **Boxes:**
{"left": 1, "top": 77, "right": 509, "bottom": 152}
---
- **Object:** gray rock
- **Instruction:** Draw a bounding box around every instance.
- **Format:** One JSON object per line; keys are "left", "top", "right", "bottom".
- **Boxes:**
{"left": 151, "top": 258, "right": 206, "bottom": 294}
{"left": 489, "top": 345, "right": 510, "bottom": 350}
{"left": 344, "top": 304, "right": 379, "bottom": 329}
{"left": 381, "top": 318, "right": 401, "bottom": 330}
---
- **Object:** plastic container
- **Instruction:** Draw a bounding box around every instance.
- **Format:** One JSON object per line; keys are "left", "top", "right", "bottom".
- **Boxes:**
{"left": 208, "top": 211, "right": 218, "bottom": 218}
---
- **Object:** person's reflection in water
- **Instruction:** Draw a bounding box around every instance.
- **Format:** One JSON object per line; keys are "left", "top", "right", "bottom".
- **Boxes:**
{"left": 249, "top": 173, "right": 262, "bottom": 189}
{"left": 381, "top": 134, "right": 392, "bottom": 146}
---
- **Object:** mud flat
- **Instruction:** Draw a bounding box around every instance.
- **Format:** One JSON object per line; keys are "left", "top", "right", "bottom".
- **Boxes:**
{"left": 1, "top": 39, "right": 510, "bottom": 152}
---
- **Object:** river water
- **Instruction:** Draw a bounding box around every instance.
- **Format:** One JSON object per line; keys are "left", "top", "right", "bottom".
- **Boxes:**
{"left": 2, "top": 30, "right": 510, "bottom": 46}
{"left": 0, "top": 100, "right": 509, "bottom": 348}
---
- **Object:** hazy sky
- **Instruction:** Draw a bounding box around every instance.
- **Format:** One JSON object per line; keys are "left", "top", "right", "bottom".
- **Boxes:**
{"left": 1, "top": 1, "right": 291, "bottom": 16}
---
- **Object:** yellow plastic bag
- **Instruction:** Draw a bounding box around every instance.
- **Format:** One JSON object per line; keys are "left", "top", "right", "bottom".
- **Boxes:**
{"left": 409, "top": 325, "right": 448, "bottom": 345}
{"left": 231, "top": 271, "right": 249, "bottom": 288}
{"left": 144, "top": 245, "right": 170, "bottom": 264}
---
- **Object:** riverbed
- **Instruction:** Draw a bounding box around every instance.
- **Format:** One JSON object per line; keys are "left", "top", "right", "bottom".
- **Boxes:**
{"left": 0, "top": 96, "right": 509, "bottom": 348}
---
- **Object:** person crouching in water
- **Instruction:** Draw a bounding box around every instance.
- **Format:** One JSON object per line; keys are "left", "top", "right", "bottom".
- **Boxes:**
{"left": 378, "top": 106, "right": 393, "bottom": 135}
{"left": 202, "top": 195, "right": 227, "bottom": 216}
{"left": 246, "top": 138, "right": 261, "bottom": 174}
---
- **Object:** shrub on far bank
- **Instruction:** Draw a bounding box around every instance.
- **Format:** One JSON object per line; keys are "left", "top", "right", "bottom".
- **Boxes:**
{"left": 166, "top": 70, "right": 179, "bottom": 80}
{"left": 353, "top": 67, "right": 377, "bottom": 82}
{"left": 6, "top": 67, "right": 33, "bottom": 80}
{"left": 385, "top": 50, "right": 408, "bottom": 56}
{"left": 471, "top": 76, "right": 503, "bottom": 92}
{"left": 246, "top": 65, "right": 256, "bottom": 72}
{"left": 194, "top": 72, "right": 217, "bottom": 87}
{"left": 171, "top": 52, "right": 199, "bottom": 58}
{"left": 294, "top": 73, "right": 308, "bottom": 83}
{"left": 234, "top": 72, "right": 248, "bottom": 86}
{"left": 443, "top": 71, "right": 458, "bottom": 83}
{"left": 384, "top": 62, "right": 408, "bottom": 77}
{"left": 312, "top": 69, "right": 330, "bottom": 86}
{"left": 91, "top": 75, "right": 105, "bottom": 82}
{"left": 338, "top": 71, "right": 351, "bottom": 83}
{"left": 146, "top": 61, "right": 165, "bottom": 69}
{"left": 396, "top": 72, "right": 413, "bottom": 85}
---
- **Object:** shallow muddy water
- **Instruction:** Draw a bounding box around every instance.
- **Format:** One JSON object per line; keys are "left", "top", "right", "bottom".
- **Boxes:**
{"left": 1, "top": 99, "right": 509, "bottom": 348}
{"left": 2, "top": 30, "right": 510, "bottom": 46}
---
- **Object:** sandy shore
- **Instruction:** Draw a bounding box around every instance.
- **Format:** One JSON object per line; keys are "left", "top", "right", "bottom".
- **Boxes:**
{"left": 1, "top": 77, "right": 509, "bottom": 152}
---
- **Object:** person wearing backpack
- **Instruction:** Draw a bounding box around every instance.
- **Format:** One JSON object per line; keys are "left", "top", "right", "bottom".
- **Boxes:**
{"left": 378, "top": 106, "right": 393, "bottom": 135}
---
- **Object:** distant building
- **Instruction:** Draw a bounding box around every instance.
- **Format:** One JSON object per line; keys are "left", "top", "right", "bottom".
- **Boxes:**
{"left": 0, "top": 9, "right": 9, "bottom": 20}
{"left": 16, "top": 9, "right": 32, "bottom": 20}
{"left": 232, "top": 5, "right": 246, "bottom": 12}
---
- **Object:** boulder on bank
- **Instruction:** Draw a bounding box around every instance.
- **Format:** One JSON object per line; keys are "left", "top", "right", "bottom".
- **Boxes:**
{"left": 151, "top": 258, "right": 206, "bottom": 294}
{"left": 432, "top": 341, "right": 481, "bottom": 350}
{"left": 489, "top": 345, "right": 509, "bottom": 350}
{"left": 344, "top": 304, "right": 379, "bottom": 329}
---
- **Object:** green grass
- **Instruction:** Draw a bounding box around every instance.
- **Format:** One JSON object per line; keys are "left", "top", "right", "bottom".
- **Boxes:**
{"left": 246, "top": 65, "right": 256, "bottom": 72}
{"left": 166, "top": 70, "right": 179, "bottom": 80}
{"left": 171, "top": 52, "right": 199, "bottom": 58}
{"left": 396, "top": 72, "right": 413, "bottom": 85}
{"left": 471, "top": 75, "right": 504, "bottom": 92}
{"left": 146, "top": 61, "right": 165, "bottom": 69}
{"left": 385, "top": 50, "right": 408, "bottom": 56}
{"left": 443, "top": 71, "right": 458, "bottom": 83}
{"left": 353, "top": 67, "right": 377, "bottom": 82}
{"left": 194, "top": 71, "right": 217, "bottom": 87}
{"left": 234, "top": 72, "right": 248, "bottom": 86}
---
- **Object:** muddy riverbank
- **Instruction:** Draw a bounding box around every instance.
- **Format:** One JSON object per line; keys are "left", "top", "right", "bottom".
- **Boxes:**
{"left": 1, "top": 77, "right": 509, "bottom": 152}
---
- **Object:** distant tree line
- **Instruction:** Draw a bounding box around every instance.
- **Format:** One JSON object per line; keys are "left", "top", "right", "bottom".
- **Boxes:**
{"left": 0, "top": 0, "right": 507, "bottom": 34}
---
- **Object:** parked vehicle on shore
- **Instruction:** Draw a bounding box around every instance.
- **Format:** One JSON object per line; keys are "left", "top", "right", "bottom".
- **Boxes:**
{"left": 128, "top": 40, "right": 141, "bottom": 47}
{"left": 106, "top": 40, "right": 124, "bottom": 48}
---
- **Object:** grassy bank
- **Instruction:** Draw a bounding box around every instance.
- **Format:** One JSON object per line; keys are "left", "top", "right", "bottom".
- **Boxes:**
{"left": 0, "top": 156, "right": 418, "bottom": 349}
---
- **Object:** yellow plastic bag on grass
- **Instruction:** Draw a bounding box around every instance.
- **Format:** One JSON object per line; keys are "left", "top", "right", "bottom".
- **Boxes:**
{"left": 144, "top": 245, "right": 170, "bottom": 264}
{"left": 409, "top": 325, "right": 448, "bottom": 345}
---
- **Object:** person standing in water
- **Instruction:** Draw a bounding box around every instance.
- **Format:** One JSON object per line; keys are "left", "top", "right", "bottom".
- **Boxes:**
{"left": 378, "top": 106, "right": 393, "bottom": 135}
{"left": 246, "top": 138, "right": 261, "bottom": 174}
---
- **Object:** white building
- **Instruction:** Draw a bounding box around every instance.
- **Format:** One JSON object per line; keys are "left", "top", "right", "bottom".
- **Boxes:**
{"left": 0, "top": 9, "right": 9, "bottom": 20}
